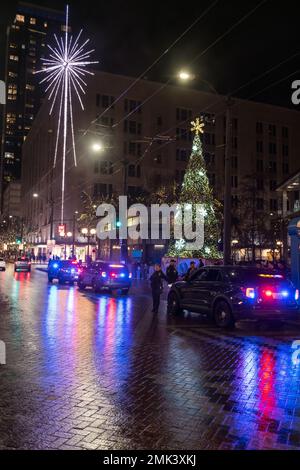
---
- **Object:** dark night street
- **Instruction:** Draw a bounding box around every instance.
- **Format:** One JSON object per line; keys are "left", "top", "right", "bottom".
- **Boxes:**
{"left": 1, "top": 265, "right": 300, "bottom": 450}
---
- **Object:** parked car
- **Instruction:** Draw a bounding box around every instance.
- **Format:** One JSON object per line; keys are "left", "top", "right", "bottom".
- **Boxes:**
{"left": 167, "top": 266, "right": 300, "bottom": 328}
{"left": 15, "top": 257, "right": 31, "bottom": 273}
{"left": 0, "top": 258, "right": 6, "bottom": 271}
{"left": 48, "top": 260, "right": 81, "bottom": 284}
{"left": 78, "top": 261, "right": 131, "bottom": 294}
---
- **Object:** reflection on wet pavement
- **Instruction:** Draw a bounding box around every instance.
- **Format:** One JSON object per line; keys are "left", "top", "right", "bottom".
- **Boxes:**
{"left": 0, "top": 265, "right": 300, "bottom": 449}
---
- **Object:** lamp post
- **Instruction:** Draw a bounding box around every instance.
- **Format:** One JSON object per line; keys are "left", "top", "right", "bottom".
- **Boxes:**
{"left": 82, "top": 228, "right": 96, "bottom": 262}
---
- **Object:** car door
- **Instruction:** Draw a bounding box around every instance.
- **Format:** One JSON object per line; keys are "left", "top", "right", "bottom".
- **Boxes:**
{"left": 180, "top": 269, "right": 209, "bottom": 312}
{"left": 195, "top": 269, "right": 223, "bottom": 311}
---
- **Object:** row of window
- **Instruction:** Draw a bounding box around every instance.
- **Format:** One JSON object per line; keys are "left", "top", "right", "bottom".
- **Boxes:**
{"left": 256, "top": 159, "right": 289, "bottom": 173}
{"left": 15, "top": 14, "right": 48, "bottom": 28}
{"left": 256, "top": 122, "right": 289, "bottom": 138}
{"left": 256, "top": 141, "right": 289, "bottom": 155}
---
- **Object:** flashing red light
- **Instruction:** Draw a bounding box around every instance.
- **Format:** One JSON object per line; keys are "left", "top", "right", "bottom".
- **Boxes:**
{"left": 263, "top": 289, "right": 273, "bottom": 298}
{"left": 110, "top": 272, "right": 117, "bottom": 278}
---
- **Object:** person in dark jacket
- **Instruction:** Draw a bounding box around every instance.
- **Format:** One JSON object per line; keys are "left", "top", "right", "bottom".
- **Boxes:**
{"left": 166, "top": 260, "right": 178, "bottom": 285}
{"left": 198, "top": 258, "right": 204, "bottom": 268}
{"left": 184, "top": 261, "right": 197, "bottom": 281}
{"left": 150, "top": 264, "right": 167, "bottom": 313}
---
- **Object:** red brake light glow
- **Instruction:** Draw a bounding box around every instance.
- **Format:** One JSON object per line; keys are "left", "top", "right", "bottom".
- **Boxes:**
{"left": 263, "top": 289, "right": 273, "bottom": 298}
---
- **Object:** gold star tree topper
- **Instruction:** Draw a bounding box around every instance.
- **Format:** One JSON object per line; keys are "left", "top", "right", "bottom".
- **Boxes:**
{"left": 191, "top": 117, "right": 205, "bottom": 135}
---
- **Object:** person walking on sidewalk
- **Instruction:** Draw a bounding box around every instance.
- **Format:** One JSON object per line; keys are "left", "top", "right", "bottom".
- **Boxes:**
{"left": 150, "top": 264, "right": 167, "bottom": 314}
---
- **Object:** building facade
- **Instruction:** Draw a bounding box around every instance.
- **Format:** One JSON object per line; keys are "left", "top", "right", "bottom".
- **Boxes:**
{"left": 21, "top": 70, "right": 300, "bottom": 261}
{"left": 2, "top": 181, "right": 21, "bottom": 218}
{"left": 0, "top": 2, "right": 64, "bottom": 196}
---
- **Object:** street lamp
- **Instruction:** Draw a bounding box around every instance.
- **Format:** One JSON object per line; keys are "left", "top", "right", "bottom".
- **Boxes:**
{"left": 33, "top": 193, "right": 39, "bottom": 198}
{"left": 91, "top": 142, "right": 103, "bottom": 152}
{"left": 178, "top": 70, "right": 194, "bottom": 81}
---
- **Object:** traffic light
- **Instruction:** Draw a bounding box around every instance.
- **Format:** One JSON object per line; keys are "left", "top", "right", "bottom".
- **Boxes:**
{"left": 116, "top": 221, "right": 122, "bottom": 228}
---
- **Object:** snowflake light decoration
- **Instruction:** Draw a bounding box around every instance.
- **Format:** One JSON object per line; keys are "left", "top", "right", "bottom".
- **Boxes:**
{"left": 36, "top": 4, "right": 98, "bottom": 223}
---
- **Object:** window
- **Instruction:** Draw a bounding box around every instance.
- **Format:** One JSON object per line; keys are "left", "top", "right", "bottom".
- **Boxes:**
{"left": 208, "top": 173, "right": 216, "bottom": 186}
{"left": 231, "top": 156, "right": 237, "bottom": 169}
{"left": 16, "top": 14, "right": 25, "bottom": 23}
{"left": 204, "top": 133, "right": 215, "bottom": 145}
{"left": 256, "top": 198, "right": 264, "bottom": 210}
{"left": 282, "top": 144, "right": 289, "bottom": 157}
{"left": 256, "top": 122, "right": 263, "bottom": 133}
{"left": 268, "top": 124, "right": 276, "bottom": 137}
{"left": 270, "top": 199, "right": 278, "bottom": 211}
{"left": 282, "top": 162, "right": 289, "bottom": 174}
{"left": 176, "top": 108, "right": 192, "bottom": 121}
{"left": 231, "top": 175, "right": 238, "bottom": 188}
{"left": 129, "top": 121, "right": 136, "bottom": 134}
{"left": 154, "top": 155, "right": 162, "bottom": 164}
{"left": 30, "top": 18, "right": 36, "bottom": 25}
{"left": 232, "top": 195, "right": 239, "bottom": 208}
{"left": 128, "top": 186, "right": 142, "bottom": 197}
{"left": 256, "top": 141, "right": 263, "bottom": 153}
{"left": 269, "top": 142, "right": 277, "bottom": 154}
{"left": 128, "top": 165, "right": 135, "bottom": 177}
{"left": 256, "top": 159, "right": 263, "bottom": 172}
{"left": 282, "top": 127, "right": 289, "bottom": 138}
{"left": 94, "top": 183, "right": 112, "bottom": 197}
{"left": 269, "top": 161, "right": 277, "bottom": 172}
{"left": 257, "top": 178, "right": 264, "bottom": 190}
{"left": 157, "top": 116, "right": 162, "bottom": 126}
{"left": 96, "top": 94, "right": 114, "bottom": 108}
{"left": 270, "top": 180, "right": 277, "bottom": 191}
{"left": 6, "top": 113, "right": 16, "bottom": 124}
{"left": 44, "top": 22, "right": 48, "bottom": 28}
{"left": 26, "top": 84, "right": 35, "bottom": 91}
{"left": 9, "top": 55, "right": 19, "bottom": 62}
{"left": 232, "top": 136, "right": 237, "bottom": 149}
{"left": 176, "top": 148, "right": 188, "bottom": 161}
{"left": 124, "top": 99, "right": 142, "bottom": 113}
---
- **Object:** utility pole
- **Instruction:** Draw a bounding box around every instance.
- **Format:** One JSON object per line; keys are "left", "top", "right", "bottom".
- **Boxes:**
{"left": 223, "top": 96, "right": 234, "bottom": 265}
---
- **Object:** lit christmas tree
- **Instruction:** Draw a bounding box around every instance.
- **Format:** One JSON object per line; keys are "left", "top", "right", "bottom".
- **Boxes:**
{"left": 169, "top": 117, "right": 221, "bottom": 259}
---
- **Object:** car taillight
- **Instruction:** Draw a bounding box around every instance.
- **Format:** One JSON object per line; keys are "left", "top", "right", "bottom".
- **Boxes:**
{"left": 295, "top": 289, "right": 299, "bottom": 301}
{"left": 129, "top": 273, "right": 132, "bottom": 279}
{"left": 263, "top": 289, "right": 273, "bottom": 298}
{"left": 245, "top": 287, "right": 256, "bottom": 299}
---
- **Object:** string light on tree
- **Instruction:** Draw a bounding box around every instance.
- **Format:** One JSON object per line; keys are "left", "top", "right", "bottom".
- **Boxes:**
{"left": 36, "top": 4, "right": 98, "bottom": 223}
{"left": 168, "top": 116, "right": 221, "bottom": 259}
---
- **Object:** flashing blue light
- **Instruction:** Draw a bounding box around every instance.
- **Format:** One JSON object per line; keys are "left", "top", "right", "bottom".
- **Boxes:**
{"left": 281, "top": 290, "right": 289, "bottom": 298}
{"left": 71, "top": 268, "right": 76, "bottom": 273}
{"left": 53, "top": 263, "right": 59, "bottom": 269}
{"left": 120, "top": 273, "right": 125, "bottom": 278}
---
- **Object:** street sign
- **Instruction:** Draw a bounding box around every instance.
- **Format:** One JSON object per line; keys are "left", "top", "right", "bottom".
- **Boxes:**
{"left": 0, "top": 80, "right": 5, "bottom": 105}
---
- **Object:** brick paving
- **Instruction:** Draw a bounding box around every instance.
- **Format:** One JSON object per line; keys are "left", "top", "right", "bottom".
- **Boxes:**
{"left": 0, "top": 266, "right": 300, "bottom": 450}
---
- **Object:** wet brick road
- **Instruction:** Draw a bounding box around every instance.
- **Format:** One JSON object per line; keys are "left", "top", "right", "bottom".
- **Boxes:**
{"left": 0, "top": 265, "right": 300, "bottom": 450}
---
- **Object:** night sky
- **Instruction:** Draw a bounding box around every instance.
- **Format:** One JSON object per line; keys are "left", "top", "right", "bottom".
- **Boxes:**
{"left": 1, "top": 0, "right": 300, "bottom": 108}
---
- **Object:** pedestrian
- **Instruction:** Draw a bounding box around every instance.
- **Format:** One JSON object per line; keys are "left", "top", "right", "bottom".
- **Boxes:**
{"left": 150, "top": 264, "right": 167, "bottom": 313}
{"left": 166, "top": 259, "right": 178, "bottom": 285}
{"left": 198, "top": 258, "right": 204, "bottom": 268}
{"left": 184, "top": 261, "right": 197, "bottom": 281}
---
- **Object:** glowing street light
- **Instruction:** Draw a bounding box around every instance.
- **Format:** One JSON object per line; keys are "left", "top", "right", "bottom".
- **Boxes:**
{"left": 178, "top": 70, "right": 196, "bottom": 82}
{"left": 81, "top": 228, "right": 88, "bottom": 235}
{"left": 33, "top": 193, "right": 39, "bottom": 198}
{"left": 91, "top": 142, "right": 103, "bottom": 152}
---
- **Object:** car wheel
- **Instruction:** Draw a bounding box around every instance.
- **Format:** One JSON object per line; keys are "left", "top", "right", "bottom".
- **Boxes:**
{"left": 167, "top": 291, "right": 182, "bottom": 315}
{"left": 213, "top": 300, "right": 235, "bottom": 329}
